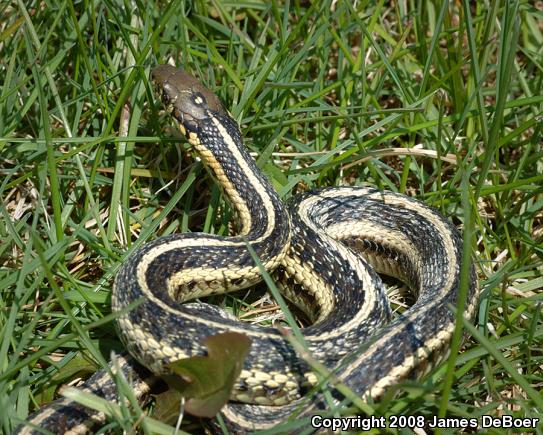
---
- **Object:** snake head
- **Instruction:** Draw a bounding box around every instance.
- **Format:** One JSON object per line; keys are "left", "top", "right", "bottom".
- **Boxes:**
{"left": 151, "top": 65, "right": 227, "bottom": 136}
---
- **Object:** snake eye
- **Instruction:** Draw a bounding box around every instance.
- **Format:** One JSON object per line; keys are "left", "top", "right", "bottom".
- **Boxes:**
{"left": 192, "top": 92, "right": 206, "bottom": 106}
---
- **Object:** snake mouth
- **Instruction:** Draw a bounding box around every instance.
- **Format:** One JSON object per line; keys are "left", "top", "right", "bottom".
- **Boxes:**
{"left": 171, "top": 106, "right": 199, "bottom": 134}
{"left": 151, "top": 79, "right": 199, "bottom": 135}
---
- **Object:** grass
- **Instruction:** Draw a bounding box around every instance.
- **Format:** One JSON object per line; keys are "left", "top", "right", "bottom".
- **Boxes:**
{"left": 1, "top": 0, "right": 542, "bottom": 433}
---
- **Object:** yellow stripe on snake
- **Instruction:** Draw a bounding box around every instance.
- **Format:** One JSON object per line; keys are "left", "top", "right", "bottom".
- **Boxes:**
{"left": 17, "top": 65, "right": 478, "bottom": 434}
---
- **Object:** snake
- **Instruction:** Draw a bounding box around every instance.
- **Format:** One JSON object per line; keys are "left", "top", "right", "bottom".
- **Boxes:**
{"left": 16, "top": 65, "right": 478, "bottom": 434}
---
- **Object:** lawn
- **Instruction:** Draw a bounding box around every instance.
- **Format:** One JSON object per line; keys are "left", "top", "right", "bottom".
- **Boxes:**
{"left": 1, "top": 0, "right": 542, "bottom": 434}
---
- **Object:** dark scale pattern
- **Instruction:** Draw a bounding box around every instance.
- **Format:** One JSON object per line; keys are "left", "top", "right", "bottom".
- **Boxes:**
{"left": 111, "top": 101, "right": 310, "bottom": 389}
{"left": 197, "top": 112, "right": 289, "bottom": 243}
{"left": 349, "top": 237, "right": 421, "bottom": 291}
{"left": 292, "top": 220, "right": 384, "bottom": 320}
{"left": 111, "top": 140, "right": 475, "bottom": 435}
{"left": 116, "top": 247, "right": 318, "bottom": 388}
{"left": 216, "top": 186, "right": 478, "bottom": 432}
{"left": 109, "top": 83, "right": 322, "bottom": 384}
{"left": 114, "top": 69, "right": 478, "bottom": 433}
{"left": 14, "top": 354, "right": 155, "bottom": 434}
{"left": 294, "top": 188, "right": 460, "bottom": 302}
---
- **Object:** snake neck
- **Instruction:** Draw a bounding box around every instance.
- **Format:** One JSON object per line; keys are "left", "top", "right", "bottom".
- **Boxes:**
{"left": 187, "top": 111, "right": 290, "bottom": 245}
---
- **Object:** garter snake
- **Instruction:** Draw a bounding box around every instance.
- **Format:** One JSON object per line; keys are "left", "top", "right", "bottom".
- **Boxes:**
{"left": 17, "top": 65, "right": 478, "bottom": 433}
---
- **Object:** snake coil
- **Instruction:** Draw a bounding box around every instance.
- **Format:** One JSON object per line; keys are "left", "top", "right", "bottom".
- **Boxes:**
{"left": 17, "top": 65, "right": 478, "bottom": 434}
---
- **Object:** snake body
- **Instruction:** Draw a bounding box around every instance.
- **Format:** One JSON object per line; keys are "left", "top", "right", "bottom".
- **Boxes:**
{"left": 17, "top": 65, "right": 478, "bottom": 433}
